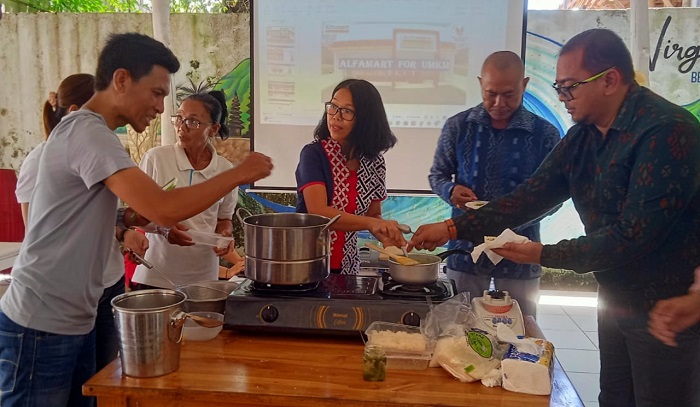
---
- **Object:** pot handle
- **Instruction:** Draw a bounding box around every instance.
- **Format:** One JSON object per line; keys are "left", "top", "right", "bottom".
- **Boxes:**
{"left": 170, "top": 310, "right": 187, "bottom": 344}
{"left": 235, "top": 207, "right": 253, "bottom": 225}
{"left": 436, "top": 249, "right": 472, "bottom": 260}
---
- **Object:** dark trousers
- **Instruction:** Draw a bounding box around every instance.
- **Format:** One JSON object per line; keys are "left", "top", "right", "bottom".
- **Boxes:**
{"left": 597, "top": 294, "right": 700, "bottom": 407}
{"left": 95, "top": 276, "right": 125, "bottom": 372}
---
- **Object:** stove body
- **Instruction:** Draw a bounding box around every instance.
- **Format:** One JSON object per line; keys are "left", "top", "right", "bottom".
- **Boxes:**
{"left": 224, "top": 273, "right": 455, "bottom": 334}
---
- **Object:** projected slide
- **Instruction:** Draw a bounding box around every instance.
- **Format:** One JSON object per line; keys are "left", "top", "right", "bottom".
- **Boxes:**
{"left": 253, "top": 0, "right": 526, "bottom": 190}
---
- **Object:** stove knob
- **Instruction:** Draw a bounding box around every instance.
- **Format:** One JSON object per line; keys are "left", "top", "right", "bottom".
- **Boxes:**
{"left": 260, "top": 305, "right": 279, "bottom": 323}
{"left": 401, "top": 312, "right": 421, "bottom": 327}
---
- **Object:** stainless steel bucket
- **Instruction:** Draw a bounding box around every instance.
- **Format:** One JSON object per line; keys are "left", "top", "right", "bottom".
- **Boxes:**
{"left": 245, "top": 256, "right": 329, "bottom": 285}
{"left": 237, "top": 209, "right": 331, "bottom": 261}
{"left": 111, "top": 289, "right": 187, "bottom": 378}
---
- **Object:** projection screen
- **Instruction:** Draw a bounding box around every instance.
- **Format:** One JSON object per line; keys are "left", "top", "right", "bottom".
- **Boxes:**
{"left": 251, "top": 0, "right": 527, "bottom": 192}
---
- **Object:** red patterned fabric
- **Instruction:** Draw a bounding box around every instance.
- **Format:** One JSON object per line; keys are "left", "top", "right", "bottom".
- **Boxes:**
{"left": 0, "top": 169, "right": 25, "bottom": 273}
{"left": 0, "top": 169, "right": 25, "bottom": 242}
{"left": 320, "top": 139, "right": 386, "bottom": 273}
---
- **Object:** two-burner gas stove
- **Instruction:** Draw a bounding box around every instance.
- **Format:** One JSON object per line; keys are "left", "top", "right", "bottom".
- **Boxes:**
{"left": 224, "top": 273, "right": 456, "bottom": 335}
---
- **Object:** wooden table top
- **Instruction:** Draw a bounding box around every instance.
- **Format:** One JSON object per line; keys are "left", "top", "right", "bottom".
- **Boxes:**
{"left": 84, "top": 328, "right": 584, "bottom": 407}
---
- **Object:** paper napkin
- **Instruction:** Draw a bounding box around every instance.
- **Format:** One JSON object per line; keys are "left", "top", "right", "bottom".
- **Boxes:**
{"left": 470, "top": 228, "right": 530, "bottom": 265}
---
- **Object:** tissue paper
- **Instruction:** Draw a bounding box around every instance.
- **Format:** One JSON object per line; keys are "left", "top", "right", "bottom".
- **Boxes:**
{"left": 501, "top": 339, "right": 554, "bottom": 396}
{"left": 471, "top": 229, "right": 530, "bottom": 265}
{"left": 496, "top": 324, "right": 542, "bottom": 355}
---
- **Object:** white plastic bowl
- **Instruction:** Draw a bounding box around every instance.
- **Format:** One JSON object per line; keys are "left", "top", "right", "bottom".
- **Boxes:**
{"left": 183, "top": 311, "right": 224, "bottom": 341}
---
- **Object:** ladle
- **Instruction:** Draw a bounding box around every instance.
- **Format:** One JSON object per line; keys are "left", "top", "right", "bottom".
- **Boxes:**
{"left": 186, "top": 313, "right": 225, "bottom": 328}
{"left": 365, "top": 242, "right": 419, "bottom": 266}
{"left": 127, "top": 250, "right": 229, "bottom": 295}
{"left": 318, "top": 213, "right": 342, "bottom": 234}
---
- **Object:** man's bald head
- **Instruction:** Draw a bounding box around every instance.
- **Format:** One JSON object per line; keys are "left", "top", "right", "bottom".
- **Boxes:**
{"left": 478, "top": 51, "right": 529, "bottom": 129}
{"left": 481, "top": 51, "right": 524, "bottom": 77}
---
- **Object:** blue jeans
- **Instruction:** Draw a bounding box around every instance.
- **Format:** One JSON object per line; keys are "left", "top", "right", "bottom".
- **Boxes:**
{"left": 95, "top": 276, "right": 125, "bottom": 372}
{"left": 0, "top": 311, "right": 96, "bottom": 407}
{"left": 597, "top": 295, "right": 700, "bottom": 407}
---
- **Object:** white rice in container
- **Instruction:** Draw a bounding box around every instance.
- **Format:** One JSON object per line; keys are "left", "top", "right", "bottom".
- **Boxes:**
{"left": 367, "top": 330, "right": 427, "bottom": 353}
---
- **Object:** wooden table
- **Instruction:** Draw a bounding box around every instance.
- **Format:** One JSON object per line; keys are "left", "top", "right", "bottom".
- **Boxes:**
{"left": 84, "top": 328, "right": 583, "bottom": 407}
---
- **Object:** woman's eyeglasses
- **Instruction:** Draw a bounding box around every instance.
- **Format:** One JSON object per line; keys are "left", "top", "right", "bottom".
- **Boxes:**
{"left": 170, "top": 115, "right": 212, "bottom": 129}
{"left": 552, "top": 67, "right": 614, "bottom": 101}
{"left": 324, "top": 102, "right": 355, "bottom": 121}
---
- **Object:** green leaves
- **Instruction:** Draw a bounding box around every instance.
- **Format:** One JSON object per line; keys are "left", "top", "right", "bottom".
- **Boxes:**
{"left": 15, "top": 0, "right": 240, "bottom": 13}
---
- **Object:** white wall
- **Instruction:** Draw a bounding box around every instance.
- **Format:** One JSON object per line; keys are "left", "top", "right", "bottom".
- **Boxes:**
{"left": 0, "top": 12, "right": 249, "bottom": 169}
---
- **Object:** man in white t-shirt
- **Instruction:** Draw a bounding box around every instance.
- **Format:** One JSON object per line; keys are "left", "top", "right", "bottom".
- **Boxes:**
{"left": 0, "top": 33, "right": 272, "bottom": 406}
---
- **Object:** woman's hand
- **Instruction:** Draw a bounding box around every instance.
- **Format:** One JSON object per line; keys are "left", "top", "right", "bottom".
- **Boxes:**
{"left": 213, "top": 240, "right": 233, "bottom": 257}
{"left": 213, "top": 219, "right": 234, "bottom": 256}
{"left": 369, "top": 219, "right": 406, "bottom": 248}
{"left": 167, "top": 223, "right": 194, "bottom": 246}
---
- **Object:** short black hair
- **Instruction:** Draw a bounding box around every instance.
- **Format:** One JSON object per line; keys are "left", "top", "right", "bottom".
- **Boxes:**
{"left": 95, "top": 33, "right": 180, "bottom": 91}
{"left": 560, "top": 28, "right": 635, "bottom": 84}
{"left": 314, "top": 79, "right": 397, "bottom": 160}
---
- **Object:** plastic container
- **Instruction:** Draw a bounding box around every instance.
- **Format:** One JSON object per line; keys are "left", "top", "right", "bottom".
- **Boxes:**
{"left": 363, "top": 344, "right": 386, "bottom": 381}
{"left": 183, "top": 311, "right": 224, "bottom": 341}
{"left": 187, "top": 230, "right": 234, "bottom": 249}
{"left": 364, "top": 321, "right": 434, "bottom": 370}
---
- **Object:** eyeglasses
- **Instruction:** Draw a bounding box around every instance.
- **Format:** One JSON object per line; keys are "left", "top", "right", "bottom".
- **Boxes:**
{"left": 170, "top": 115, "right": 212, "bottom": 129}
{"left": 552, "top": 67, "right": 615, "bottom": 101}
{"left": 324, "top": 102, "right": 355, "bottom": 121}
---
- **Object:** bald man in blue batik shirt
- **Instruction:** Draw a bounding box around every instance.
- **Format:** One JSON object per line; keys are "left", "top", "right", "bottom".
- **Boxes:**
{"left": 429, "top": 51, "right": 561, "bottom": 317}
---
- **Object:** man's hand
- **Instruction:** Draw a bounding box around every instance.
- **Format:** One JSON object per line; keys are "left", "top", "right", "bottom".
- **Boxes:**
{"left": 490, "top": 241, "right": 543, "bottom": 265}
{"left": 649, "top": 292, "right": 700, "bottom": 347}
{"left": 407, "top": 222, "right": 450, "bottom": 251}
{"left": 450, "top": 185, "right": 478, "bottom": 208}
{"left": 235, "top": 152, "right": 274, "bottom": 184}
{"left": 122, "top": 229, "right": 149, "bottom": 259}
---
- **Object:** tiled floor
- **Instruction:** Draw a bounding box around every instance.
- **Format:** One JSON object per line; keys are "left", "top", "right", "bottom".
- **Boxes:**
{"left": 536, "top": 290, "right": 600, "bottom": 407}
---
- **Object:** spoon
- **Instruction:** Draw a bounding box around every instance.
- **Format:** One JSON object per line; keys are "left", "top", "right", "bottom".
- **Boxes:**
{"left": 365, "top": 242, "right": 419, "bottom": 266}
{"left": 397, "top": 224, "right": 414, "bottom": 235}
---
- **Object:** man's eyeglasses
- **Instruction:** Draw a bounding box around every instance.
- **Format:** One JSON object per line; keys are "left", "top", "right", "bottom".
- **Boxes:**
{"left": 170, "top": 115, "right": 212, "bottom": 129}
{"left": 552, "top": 67, "right": 615, "bottom": 101}
{"left": 325, "top": 102, "right": 355, "bottom": 121}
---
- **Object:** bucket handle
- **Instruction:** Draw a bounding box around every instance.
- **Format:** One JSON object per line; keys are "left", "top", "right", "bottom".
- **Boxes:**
{"left": 236, "top": 207, "right": 253, "bottom": 225}
{"left": 170, "top": 311, "right": 187, "bottom": 344}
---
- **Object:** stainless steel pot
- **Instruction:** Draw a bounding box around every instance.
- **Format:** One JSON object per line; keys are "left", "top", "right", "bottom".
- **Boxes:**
{"left": 388, "top": 249, "right": 470, "bottom": 285}
{"left": 237, "top": 209, "right": 332, "bottom": 261}
{"left": 245, "top": 256, "right": 329, "bottom": 285}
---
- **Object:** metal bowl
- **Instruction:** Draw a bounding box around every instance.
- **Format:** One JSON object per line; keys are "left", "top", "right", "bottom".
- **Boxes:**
{"left": 176, "top": 280, "right": 239, "bottom": 314}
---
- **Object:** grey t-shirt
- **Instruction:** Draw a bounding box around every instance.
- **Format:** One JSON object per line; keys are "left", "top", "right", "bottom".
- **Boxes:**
{"left": 0, "top": 110, "right": 136, "bottom": 335}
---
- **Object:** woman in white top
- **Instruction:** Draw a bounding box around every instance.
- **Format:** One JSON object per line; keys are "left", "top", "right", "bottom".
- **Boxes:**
{"left": 132, "top": 90, "right": 237, "bottom": 288}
